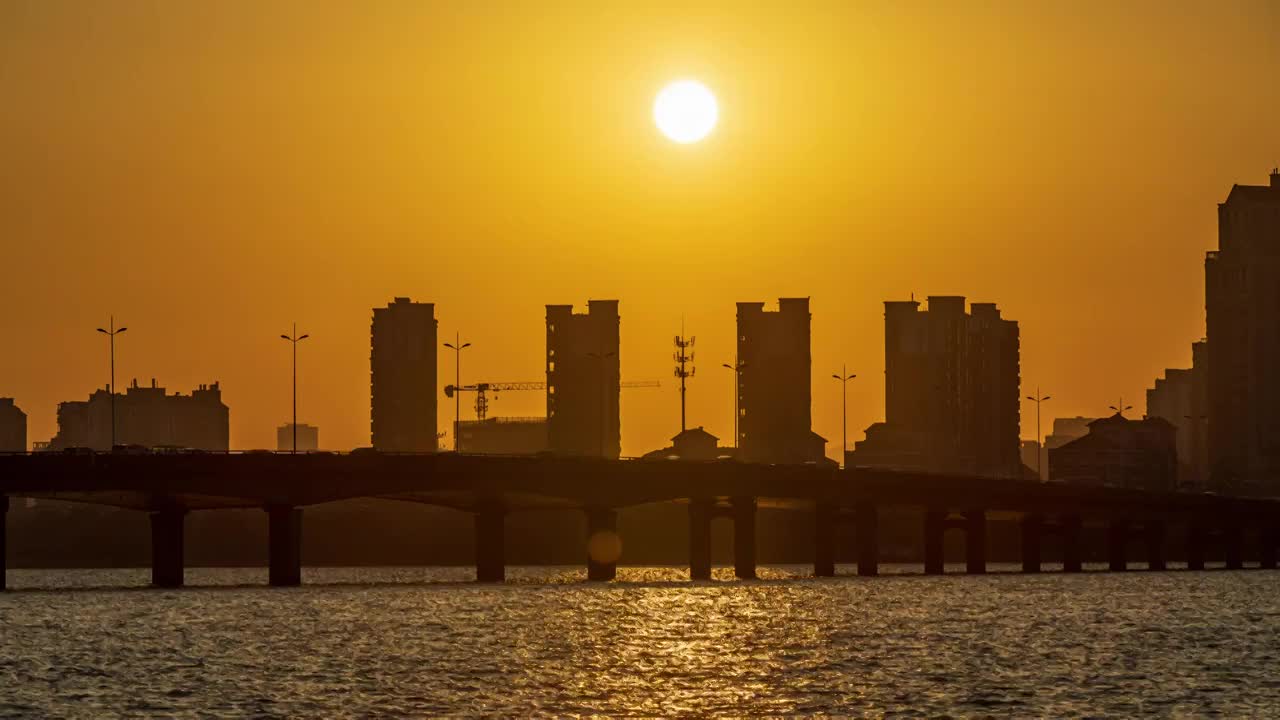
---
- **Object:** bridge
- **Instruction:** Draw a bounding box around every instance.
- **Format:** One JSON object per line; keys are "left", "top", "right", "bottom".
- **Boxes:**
{"left": 1, "top": 452, "right": 1278, "bottom": 589}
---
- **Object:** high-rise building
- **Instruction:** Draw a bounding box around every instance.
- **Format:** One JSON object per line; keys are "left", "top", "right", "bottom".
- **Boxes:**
{"left": 0, "top": 398, "right": 26, "bottom": 452}
{"left": 848, "top": 296, "right": 1021, "bottom": 478}
{"left": 50, "top": 380, "right": 228, "bottom": 451}
{"left": 276, "top": 423, "right": 320, "bottom": 452}
{"left": 736, "top": 298, "right": 826, "bottom": 464}
{"left": 1205, "top": 169, "right": 1280, "bottom": 493}
{"left": 546, "top": 300, "right": 620, "bottom": 458}
{"left": 1145, "top": 340, "right": 1208, "bottom": 489}
{"left": 371, "top": 298, "right": 437, "bottom": 452}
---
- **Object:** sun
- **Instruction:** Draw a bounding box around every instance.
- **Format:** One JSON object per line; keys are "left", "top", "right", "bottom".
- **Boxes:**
{"left": 653, "top": 80, "right": 718, "bottom": 144}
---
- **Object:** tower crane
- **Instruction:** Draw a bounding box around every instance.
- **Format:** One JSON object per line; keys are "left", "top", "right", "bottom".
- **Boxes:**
{"left": 444, "top": 380, "right": 661, "bottom": 421}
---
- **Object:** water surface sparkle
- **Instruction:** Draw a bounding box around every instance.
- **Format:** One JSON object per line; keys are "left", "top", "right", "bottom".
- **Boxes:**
{"left": 1, "top": 566, "right": 1276, "bottom": 716}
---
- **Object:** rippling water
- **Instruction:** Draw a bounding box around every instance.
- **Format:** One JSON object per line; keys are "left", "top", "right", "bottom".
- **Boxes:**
{"left": 2, "top": 566, "right": 1278, "bottom": 716}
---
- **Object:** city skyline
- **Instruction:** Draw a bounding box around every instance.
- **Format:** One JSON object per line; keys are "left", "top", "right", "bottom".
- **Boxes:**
{"left": 2, "top": 3, "right": 1277, "bottom": 459}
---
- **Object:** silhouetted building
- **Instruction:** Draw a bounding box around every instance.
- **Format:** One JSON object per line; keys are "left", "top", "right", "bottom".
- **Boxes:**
{"left": 276, "top": 423, "right": 319, "bottom": 452}
{"left": 847, "top": 297, "right": 1020, "bottom": 478}
{"left": 1146, "top": 341, "right": 1209, "bottom": 489}
{"left": 1048, "top": 414, "right": 1177, "bottom": 491}
{"left": 1044, "top": 416, "right": 1097, "bottom": 451}
{"left": 546, "top": 300, "right": 620, "bottom": 458}
{"left": 371, "top": 298, "right": 437, "bottom": 452}
{"left": 455, "top": 417, "right": 548, "bottom": 455}
{"left": 641, "top": 426, "right": 729, "bottom": 461}
{"left": 736, "top": 298, "right": 827, "bottom": 464}
{"left": 0, "top": 398, "right": 26, "bottom": 452}
{"left": 1020, "top": 440, "right": 1044, "bottom": 481}
{"left": 1205, "top": 170, "right": 1280, "bottom": 493}
{"left": 50, "top": 379, "right": 228, "bottom": 451}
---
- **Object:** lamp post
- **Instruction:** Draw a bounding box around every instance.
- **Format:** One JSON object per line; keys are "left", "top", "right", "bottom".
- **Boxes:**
{"left": 280, "top": 323, "right": 310, "bottom": 454}
{"left": 831, "top": 365, "right": 856, "bottom": 468}
{"left": 722, "top": 360, "right": 744, "bottom": 450}
{"left": 1109, "top": 399, "right": 1133, "bottom": 417}
{"left": 95, "top": 316, "right": 128, "bottom": 449}
{"left": 1025, "top": 388, "right": 1051, "bottom": 481}
{"left": 444, "top": 333, "right": 471, "bottom": 452}
{"left": 588, "top": 350, "right": 616, "bottom": 458}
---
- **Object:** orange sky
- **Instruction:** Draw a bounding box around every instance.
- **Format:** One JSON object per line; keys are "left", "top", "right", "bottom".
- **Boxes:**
{"left": 2, "top": 1, "right": 1278, "bottom": 456}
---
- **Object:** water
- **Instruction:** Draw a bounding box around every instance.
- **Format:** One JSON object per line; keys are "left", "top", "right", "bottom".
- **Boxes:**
{"left": 2, "top": 566, "right": 1278, "bottom": 717}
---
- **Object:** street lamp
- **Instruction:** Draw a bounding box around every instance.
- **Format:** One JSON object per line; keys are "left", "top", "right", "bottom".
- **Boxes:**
{"left": 588, "top": 350, "right": 616, "bottom": 458}
{"left": 96, "top": 317, "right": 128, "bottom": 449}
{"left": 280, "top": 323, "right": 310, "bottom": 454}
{"left": 444, "top": 333, "right": 471, "bottom": 452}
{"left": 1109, "top": 399, "right": 1133, "bottom": 417}
{"left": 721, "top": 361, "right": 745, "bottom": 450}
{"left": 831, "top": 365, "right": 856, "bottom": 468}
{"left": 1025, "top": 388, "right": 1051, "bottom": 481}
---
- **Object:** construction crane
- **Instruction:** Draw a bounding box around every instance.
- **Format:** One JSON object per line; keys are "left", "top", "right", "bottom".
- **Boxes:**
{"left": 444, "top": 380, "right": 661, "bottom": 421}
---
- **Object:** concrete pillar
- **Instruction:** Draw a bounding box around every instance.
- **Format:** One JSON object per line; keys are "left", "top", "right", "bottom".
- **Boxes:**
{"left": 732, "top": 497, "right": 757, "bottom": 580}
{"left": 924, "top": 509, "right": 946, "bottom": 575}
{"left": 813, "top": 503, "right": 836, "bottom": 578}
{"left": 1260, "top": 524, "right": 1278, "bottom": 570}
{"left": 1145, "top": 519, "right": 1166, "bottom": 571}
{"left": 964, "top": 510, "right": 987, "bottom": 575}
{"left": 266, "top": 505, "right": 302, "bottom": 587}
{"left": 1061, "top": 516, "right": 1083, "bottom": 573}
{"left": 1, "top": 495, "right": 8, "bottom": 591}
{"left": 688, "top": 499, "right": 712, "bottom": 581}
{"left": 585, "top": 506, "right": 618, "bottom": 581}
{"left": 1186, "top": 524, "right": 1206, "bottom": 571}
{"left": 1224, "top": 524, "right": 1243, "bottom": 570}
{"left": 475, "top": 502, "right": 505, "bottom": 583}
{"left": 855, "top": 504, "right": 879, "bottom": 577}
{"left": 1021, "top": 513, "right": 1043, "bottom": 574}
{"left": 149, "top": 508, "right": 186, "bottom": 588}
{"left": 1107, "top": 519, "right": 1129, "bottom": 572}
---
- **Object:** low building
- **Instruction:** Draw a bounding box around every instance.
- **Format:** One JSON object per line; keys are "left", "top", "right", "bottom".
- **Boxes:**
{"left": 455, "top": 417, "right": 548, "bottom": 455}
{"left": 1043, "top": 417, "right": 1098, "bottom": 451}
{"left": 1048, "top": 414, "right": 1177, "bottom": 491}
{"left": 50, "top": 379, "right": 229, "bottom": 451}
{"left": 277, "top": 423, "right": 320, "bottom": 452}
{"left": 0, "top": 398, "right": 26, "bottom": 452}
{"left": 643, "top": 427, "right": 732, "bottom": 461}
{"left": 1020, "top": 440, "right": 1045, "bottom": 481}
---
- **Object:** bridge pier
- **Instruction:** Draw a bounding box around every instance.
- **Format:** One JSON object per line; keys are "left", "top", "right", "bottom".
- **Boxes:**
{"left": 732, "top": 496, "right": 756, "bottom": 580}
{"left": 964, "top": 510, "right": 986, "bottom": 575}
{"left": 1061, "top": 516, "right": 1083, "bottom": 573}
{"left": 1021, "top": 513, "right": 1043, "bottom": 574}
{"left": 855, "top": 504, "right": 879, "bottom": 577}
{"left": 1145, "top": 519, "right": 1166, "bottom": 571}
{"left": 475, "top": 502, "right": 505, "bottom": 583}
{"left": 688, "top": 499, "right": 712, "bottom": 580}
{"left": 1224, "top": 524, "right": 1243, "bottom": 570}
{"left": 924, "top": 509, "right": 945, "bottom": 575}
{"left": 266, "top": 505, "right": 302, "bottom": 587}
{"left": 585, "top": 506, "right": 618, "bottom": 581}
{"left": 813, "top": 503, "right": 836, "bottom": 578}
{"left": 1, "top": 495, "right": 7, "bottom": 590}
{"left": 149, "top": 508, "right": 186, "bottom": 588}
{"left": 1186, "top": 524, "right": 1206, "bottom": 571}
{"left": 1107, "top": 519, "right": 1130, "bottom": 572}
{"left": 1260, "top": 524, "right": 1278, "bottom": 570}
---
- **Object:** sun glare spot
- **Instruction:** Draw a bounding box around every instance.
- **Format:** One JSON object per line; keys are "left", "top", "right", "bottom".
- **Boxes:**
{"left": 654, "top": 80, "right": 718, "bottom": 144}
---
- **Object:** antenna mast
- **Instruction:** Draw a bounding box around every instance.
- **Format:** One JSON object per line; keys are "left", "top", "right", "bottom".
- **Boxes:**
{"left": 673, "top": 322, "right": 696, "bottom": 434}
